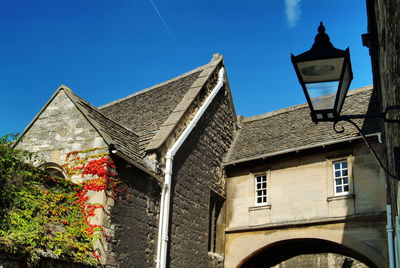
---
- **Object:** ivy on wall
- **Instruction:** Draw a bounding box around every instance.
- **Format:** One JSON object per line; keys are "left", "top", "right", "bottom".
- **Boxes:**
{"left": 0, "top": 136, "right": 120, "bottom": 265}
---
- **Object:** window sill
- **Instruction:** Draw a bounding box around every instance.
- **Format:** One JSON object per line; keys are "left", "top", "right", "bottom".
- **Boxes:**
{"left": 249, "top": 204, "right": 271, "bottom": 211}
{"left": 327, "top": 194, "right": 355, "bottom": 202}
{"left": 208, "top": 252, "right": 223, "bottom": 258}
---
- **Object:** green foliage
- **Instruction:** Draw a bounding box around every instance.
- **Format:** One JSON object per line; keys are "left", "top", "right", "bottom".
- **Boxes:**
{"left": 0, "top": 135, "right": 96, "bottom": 265}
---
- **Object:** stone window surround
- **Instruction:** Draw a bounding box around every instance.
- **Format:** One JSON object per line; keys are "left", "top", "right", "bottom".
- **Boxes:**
{"left": 251, "top": 170, "right": 271, "bottom": 208}
{"left": 326, "top": 155, "right": 354, "bottom": 201}
{"left": 333, "top": 160, "right": 350, "bottom": 196}
{"left": 208, "top": 190, "right": 225, "bottom": 255}
{"left": 39, "top": 162, "right": 67, "bottom": 178}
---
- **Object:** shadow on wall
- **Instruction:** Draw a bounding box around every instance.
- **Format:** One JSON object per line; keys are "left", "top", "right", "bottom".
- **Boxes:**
{"left": 239, "top": 238, "right": 376, "bottom": 268}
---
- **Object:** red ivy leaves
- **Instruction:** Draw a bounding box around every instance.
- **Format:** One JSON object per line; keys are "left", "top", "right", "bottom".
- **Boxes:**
{"left": 70, "top": 156, "right": 119, "bottom": 260}
{"left": 65, "top": 150, "right": 80, "bottom": 160}
{"left": 81, "top": 158, "right": 115, "bottom": 178}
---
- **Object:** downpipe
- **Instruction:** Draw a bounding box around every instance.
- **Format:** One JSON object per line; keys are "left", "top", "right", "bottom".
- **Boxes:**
{"left": 155, "top": 67, "right": 225, "bottom": 268}
{"left": 387, "top": 204, "right": 395, "bottom": 268}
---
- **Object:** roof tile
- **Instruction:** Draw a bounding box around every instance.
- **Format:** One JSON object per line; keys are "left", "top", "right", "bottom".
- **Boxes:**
{"left": 99, "top": 70, "right": 202, "bottom": 149}
{"left": 224, "top": 86, "right": 380, "bottom": 164}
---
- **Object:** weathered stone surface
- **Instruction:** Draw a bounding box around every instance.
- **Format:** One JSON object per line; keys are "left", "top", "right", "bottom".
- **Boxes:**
{"left": 167, "top": 88, "right": 235, "bottom": 267}
{"left": 15, "top": 90, "right": 108, "bottom": 164}
{"left": 366, "top": 0, "right": 400, "bottom": 212}
{"left": 208, "top": 253, "right": 224, "bottom": 268}
{"left": 109, "top": 163, "right": 160, "bottom": 268}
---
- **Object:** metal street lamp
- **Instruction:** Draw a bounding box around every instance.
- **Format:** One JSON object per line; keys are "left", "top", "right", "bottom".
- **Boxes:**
{"left": 291, "top": 22, "right": 400, "bottom": 179}
{"left": 291, "top": 22, "right": 353, "bottom": 123}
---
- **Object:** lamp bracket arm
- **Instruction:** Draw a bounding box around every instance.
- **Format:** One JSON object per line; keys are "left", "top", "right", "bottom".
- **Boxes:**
{"left": 337, "top": 105, "right": 400, "bottom": 123}
{"left": 333, "top": 118, "right": 399, "bottom": 179}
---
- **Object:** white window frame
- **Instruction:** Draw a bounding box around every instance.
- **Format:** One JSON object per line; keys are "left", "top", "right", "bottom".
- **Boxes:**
{"left": 333, "top": 160, "right": 350, "bottom": 196}
{"left": 255, "top": 174, "right": 268, "bottom": 206}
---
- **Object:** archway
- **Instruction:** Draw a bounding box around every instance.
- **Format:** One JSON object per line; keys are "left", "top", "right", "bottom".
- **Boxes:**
{"left": 239, "top": 238, "right": 377, "bottom": 268}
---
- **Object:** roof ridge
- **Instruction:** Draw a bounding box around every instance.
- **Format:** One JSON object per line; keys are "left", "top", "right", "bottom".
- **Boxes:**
{"left": 98, "top": 63, "right": 210, "bottom": 109}
{"left": 144, "top": 57, "right": 223, "bottom": 152}
{"left": 242, "top": 103, "right": 309, "bottom": 123}
{"left": 241, "top": 85, "right": 373, "bottom": 123}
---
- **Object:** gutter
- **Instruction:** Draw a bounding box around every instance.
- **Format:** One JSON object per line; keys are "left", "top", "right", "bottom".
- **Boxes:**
{"left": 155, "top": 67, "right": 225, "bottom": 268}
{"left": 223, "top": 132, "right": 382, "bottom": 167}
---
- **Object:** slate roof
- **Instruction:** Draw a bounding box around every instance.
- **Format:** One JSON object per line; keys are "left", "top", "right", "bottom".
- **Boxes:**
{"left": 99, "top": 67, "right": 204, "bottom": 149}
{"left": 224, "top": 86, "right": 381, "bottom": 165}
{"left": 62, "top": 88, "right": 159, "bottom": 178}
{"left": 98, "top": 55, "right": 223, "bottom": 152}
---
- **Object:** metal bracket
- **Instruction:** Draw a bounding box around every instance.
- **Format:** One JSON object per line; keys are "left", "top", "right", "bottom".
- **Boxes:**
{"left": 333, "top": 117, "right": 399, "bottom": 179}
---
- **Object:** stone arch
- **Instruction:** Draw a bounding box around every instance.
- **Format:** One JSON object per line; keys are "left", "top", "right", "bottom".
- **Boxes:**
{"left": 234, "top": 228, "right": 385, "bottom": 268}
{"left": 40, "top": 162, "right": 67, "bottom": 178}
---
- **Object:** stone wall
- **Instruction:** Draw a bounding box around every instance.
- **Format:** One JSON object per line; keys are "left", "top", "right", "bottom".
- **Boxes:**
{"left": 108, "top": 162, "right": 160, "bottom": 268}
{"left": 225, "top": 142, "right": 386, "bottom": 229}
{"left": 225, "top": 220, "right": 387, "bottom": 268}
{"left": 224, "top": 141, "right": 388, "bottom": 268}
{"left": 167, "top": 88, "right": 235, "bottom": 267}
{"left": 15, "top": 90, "right": 107, "bottom": 164}
{"left": 13, "top": 89, "right": 115, "bottom": 263}
{"left": 366, "top": 0, "right": 400, "bottom": 210}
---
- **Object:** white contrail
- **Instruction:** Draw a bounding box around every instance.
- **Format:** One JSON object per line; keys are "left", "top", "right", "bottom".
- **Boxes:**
{"left": 148, "top": 0, "right": 180, "bottom": 47}
{"left": 285, "top": 0, "right": 301, "bottom": 28}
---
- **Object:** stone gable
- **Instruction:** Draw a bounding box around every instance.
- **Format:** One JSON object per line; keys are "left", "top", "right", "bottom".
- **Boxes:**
{"left": 15, "top": 89, "right": 107, "bottom": 164}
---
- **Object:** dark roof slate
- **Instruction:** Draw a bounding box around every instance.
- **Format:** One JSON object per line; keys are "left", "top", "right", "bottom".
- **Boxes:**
{"left": 224, "top": 86, "right": 380, "bottom": 165}
{"left": 99, "top": 69, "right": 203, "bottom": 149}
{"left": 63, "top": 88, "right": 159, "bottom": 178}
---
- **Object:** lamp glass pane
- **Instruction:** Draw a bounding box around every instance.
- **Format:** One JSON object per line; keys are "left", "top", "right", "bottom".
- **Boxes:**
{"left": 335, "top": 61, "right": 352, "bottom": 114}
{"left": 305, "top": 81, "right": 339, "bottom": 110}
{"left": 297, "top": 58, "right": 344, "bottom": 83}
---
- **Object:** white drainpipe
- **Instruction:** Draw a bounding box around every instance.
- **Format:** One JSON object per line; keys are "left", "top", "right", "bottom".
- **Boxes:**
{"left": 155, "top": 67, "right": 225, "bottom": 268}
{"left": 387, "top": 204, "right": 395, "bottom": 268}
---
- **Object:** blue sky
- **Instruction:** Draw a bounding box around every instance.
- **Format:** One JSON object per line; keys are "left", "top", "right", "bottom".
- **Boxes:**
{"left": 0, "top": 0, "right": 372, "bottom": 136}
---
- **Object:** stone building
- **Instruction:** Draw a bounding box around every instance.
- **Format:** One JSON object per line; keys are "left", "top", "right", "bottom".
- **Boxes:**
{"left": 222, "top": 86, "right": 388, "bottom": 267}
{"left": 364, "top": 1, "right": 400, "bottom": 266}
{"left": 13, "top": 53, "right": 388, "bottom": 267}
{"left": 14, "top": 54, "right": 237, "bottom": 267}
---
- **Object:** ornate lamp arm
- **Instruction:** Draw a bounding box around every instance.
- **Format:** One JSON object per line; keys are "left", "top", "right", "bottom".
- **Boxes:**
{"left": 333, "top": 117, "right": 399, "bottom": 179}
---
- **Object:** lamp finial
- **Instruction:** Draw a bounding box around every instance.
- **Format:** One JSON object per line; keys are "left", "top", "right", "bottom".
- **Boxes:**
{"left": 312, "top": 22, "right": 333, "bottom": 50}
{"left": 318, "top": 22, "right": 325, "bottom": 33}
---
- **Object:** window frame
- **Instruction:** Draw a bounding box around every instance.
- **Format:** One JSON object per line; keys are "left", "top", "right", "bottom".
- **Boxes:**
{"left": 325, "top": 156, "right": 355, "bottom": 198}
{"left": 208, "top": 190, "right": 225, "bottom": 254}
{"left": 39, "top": 162, "right": 67, "bottom": 179}
{"left": 254, "top": 173, "right": 268, "bottom": 206}
{"left": 333, "top": 160, "right": 350, "bottom": 196}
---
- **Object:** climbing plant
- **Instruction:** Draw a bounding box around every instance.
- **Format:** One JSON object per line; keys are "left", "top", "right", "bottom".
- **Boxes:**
{"left": 0, "top": 136, "right": 119, "bottom": 265}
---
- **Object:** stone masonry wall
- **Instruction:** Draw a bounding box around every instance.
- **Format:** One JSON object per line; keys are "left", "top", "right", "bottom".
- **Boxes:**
{"left": 15, "top": 90, "right": 108, "bottom": 164}
{"left": 13, "top": 90, "right": 113, "bottom": 264}
{"left": 167, "top": 87, "right": 235, "bottom": 267}
{"left": 366, "top": 0, "right": 400, "bottom": 211}
{"left": 109, "top": 162, "right": 160, "bottom": 268}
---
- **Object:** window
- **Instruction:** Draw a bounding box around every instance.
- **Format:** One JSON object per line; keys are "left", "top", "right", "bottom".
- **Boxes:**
{"left": 40, "top": 162, "right": 66, "bottom": 179}
{"left": 255, "top": 175, "right": 267, "bottom": 205}
{"left": 333, "top": 160, "right": 349, "bottom": 196}
{"left": 208, "top": 191, "right": 224, "bottom": 253}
